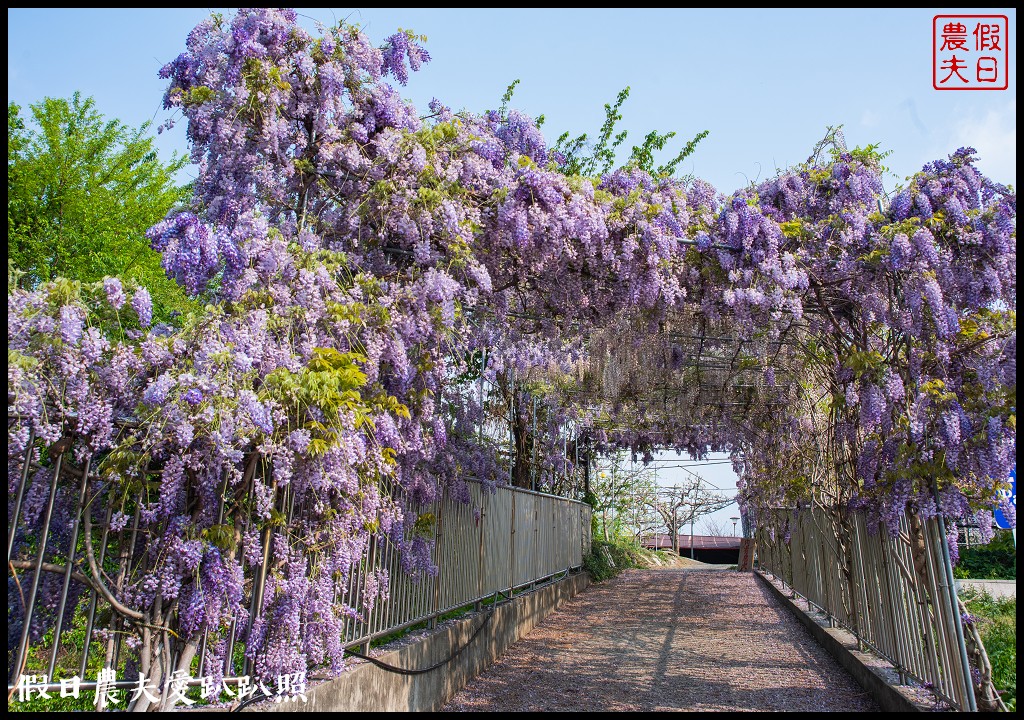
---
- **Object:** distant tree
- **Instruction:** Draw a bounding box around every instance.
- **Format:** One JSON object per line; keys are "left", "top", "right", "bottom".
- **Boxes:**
{"left": 700, "top": 517, "right": 730, "bottom": 537}
{"left": 645, "top": 480, "right": 732, "bottom": 554}
{"left": 592, "top": 452, "right": 657, "bottom": 541}
{"left": 8, "top": 93, "right": 191, "bottom": 318}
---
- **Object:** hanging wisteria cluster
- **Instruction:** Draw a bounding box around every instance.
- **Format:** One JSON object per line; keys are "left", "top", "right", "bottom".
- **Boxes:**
{"left": 8, "top": 7, "right": 1015, "bottom": 693}
{"left": 729, "top": 147, "right": 1016, "bottom": 546}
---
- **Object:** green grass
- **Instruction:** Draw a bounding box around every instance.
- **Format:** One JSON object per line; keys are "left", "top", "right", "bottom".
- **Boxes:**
{"left": 9, "top": 597, "right": 114, "bottom": 712}
{"left": 962, "top": 588, "right": 1016, "bottom": 712}
{"left": 583, "top": 539, "right": 653, "bottom": 581}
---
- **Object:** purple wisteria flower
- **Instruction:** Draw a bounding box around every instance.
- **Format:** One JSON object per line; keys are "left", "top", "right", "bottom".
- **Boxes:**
{"left": 104, "top": 277, "right": 127, "bottom": 309}
{"left": 132, "top": 287, "right": 153, "bottom": 327}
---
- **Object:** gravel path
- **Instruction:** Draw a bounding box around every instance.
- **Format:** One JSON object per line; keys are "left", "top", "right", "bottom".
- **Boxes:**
{"left": 443, "top": 569, "right": 879, "bottom": 712}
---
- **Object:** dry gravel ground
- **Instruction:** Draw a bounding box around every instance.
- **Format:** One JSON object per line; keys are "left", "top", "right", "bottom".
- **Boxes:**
{"left": 443, "top": 568, "right": 879, "bottom": 712}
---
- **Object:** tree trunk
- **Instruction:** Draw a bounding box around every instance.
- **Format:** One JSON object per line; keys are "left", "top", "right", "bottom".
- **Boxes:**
{"left": 511, "top": 393, "right": 531, "bottom": 488}
{"left": 958, "top": 596, "right": 1007, "bottom": 711}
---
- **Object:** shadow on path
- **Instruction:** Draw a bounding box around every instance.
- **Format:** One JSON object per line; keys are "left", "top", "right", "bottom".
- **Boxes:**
{"left": 443, "top": 569, "right": 878, "bottom": 712}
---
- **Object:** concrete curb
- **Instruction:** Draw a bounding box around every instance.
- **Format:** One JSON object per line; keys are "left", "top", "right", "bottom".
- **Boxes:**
{"left": 248, "top": 572, "right": 590, "bottom": 712}
{"left": 754, "top": 571, "right": 929, "bottom": 713}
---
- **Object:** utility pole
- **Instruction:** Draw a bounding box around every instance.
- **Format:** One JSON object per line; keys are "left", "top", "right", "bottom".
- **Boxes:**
{"left": 690, "top": 513, "right": 695, "bottom": 560}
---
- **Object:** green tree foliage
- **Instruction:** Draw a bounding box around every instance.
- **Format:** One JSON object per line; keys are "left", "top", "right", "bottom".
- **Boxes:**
{"left": 495, "top": 80, "right": 708, "bottom": 178}
{"left": 955, "top": 529, "right": 1017, "bottom": 580}
{"left": 551, "top": 86, "right": 709, "bottom": 177}
{"left": 8, "top": 93, "right": 191, "bottom": 318}
{"left": 591, "top": 451, "right": 657, "bottom": 541}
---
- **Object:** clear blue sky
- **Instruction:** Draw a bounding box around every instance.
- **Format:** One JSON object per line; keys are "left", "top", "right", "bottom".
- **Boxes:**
{"left": 8, "top": 8, "right": 1016, "bottom": 190}
{"left": 7, "top": 8, "right": 1016, "bottom": 534}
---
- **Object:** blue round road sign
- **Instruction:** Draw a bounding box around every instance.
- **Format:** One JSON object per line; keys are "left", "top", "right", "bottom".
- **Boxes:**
{"left": 993, "top": 466, "right": 1015, "bottom": 530}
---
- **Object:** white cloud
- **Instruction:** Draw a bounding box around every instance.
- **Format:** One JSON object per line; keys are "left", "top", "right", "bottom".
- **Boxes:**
{"left": 947, "top": 100, "right": 1016, "bottom": 186}
{"left": 860, "top": 109, "right": 880, "bottom": 128}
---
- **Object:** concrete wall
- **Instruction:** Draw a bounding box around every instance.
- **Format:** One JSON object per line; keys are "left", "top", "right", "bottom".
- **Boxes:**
{"left": 249, "top": 572, "right": 590, "bottom": 712}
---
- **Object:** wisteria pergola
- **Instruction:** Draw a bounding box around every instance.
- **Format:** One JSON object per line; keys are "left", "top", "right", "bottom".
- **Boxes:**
{"left": 8, "top": 8, "right": 1014, "bottom": 712}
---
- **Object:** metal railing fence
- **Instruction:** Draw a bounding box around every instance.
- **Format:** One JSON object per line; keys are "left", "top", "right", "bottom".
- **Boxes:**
{"left": 341, "top": 481, "right": 592, "bottom": 645}
{"left": 756, "top": 504, "right": 974, "bottom": 711}
{"left": 7, "top": 422, "right": 591, "bottom": 703}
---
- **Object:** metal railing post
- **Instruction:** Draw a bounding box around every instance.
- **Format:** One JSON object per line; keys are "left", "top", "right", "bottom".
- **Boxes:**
{"left": 933, "top": 512, "right": 977, "bottom": 712}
